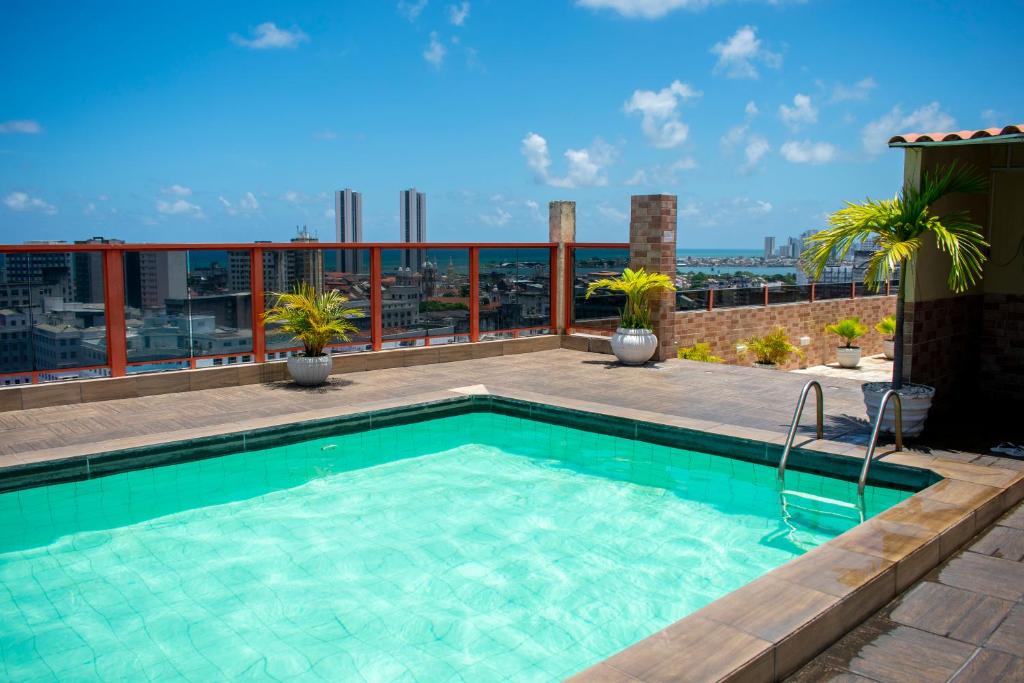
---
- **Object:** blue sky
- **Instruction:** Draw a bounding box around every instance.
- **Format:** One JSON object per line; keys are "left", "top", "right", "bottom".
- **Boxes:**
{"left": 1, "top": 0, "right": 1021, "bottom": 247}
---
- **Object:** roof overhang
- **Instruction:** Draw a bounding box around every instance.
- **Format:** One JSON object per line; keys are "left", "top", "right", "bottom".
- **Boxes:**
{"left": 888, "top": 124, "right": 1024, "bottom": 149}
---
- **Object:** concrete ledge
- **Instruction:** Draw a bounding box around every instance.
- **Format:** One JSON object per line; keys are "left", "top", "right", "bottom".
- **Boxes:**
{"left": 561, "top": 333, "right": 614, "bottom": 355}
{"left": 0, "top": 336, "right": 561, "bottom": 412}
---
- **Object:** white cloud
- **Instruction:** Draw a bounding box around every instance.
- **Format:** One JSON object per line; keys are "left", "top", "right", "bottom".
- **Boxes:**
{"left": 521, "top": 132, "right": 615, "bottom": 188}
{"left": 749, "top": 200, "right": 772, "bottom": 214}
{"left": 744, "top": 101, "right": 759, "bottom": 117}
{"left": 230, "top": 22, "right": 308, "bottom": 49}
{"left": 399, "top": 0, "right": 429, "bottom": 21}
{"left": 424, "top": 31, "right": 446, "bottom": 67}
{"left": 525, "top": 199, "right": 543, "bottom": 221}
{"left": 3, "top": 191, "right": 57, "bottom": 215}
{"left": 0, "top": 120, "right": 43, "bottom": 134}
{"left": 779, "top": 94, "right": 817, "bottom": 129}
{"left": 313, "top": 129, "right": 338, "bottom": 140}
{"left": 711, "top": 26, "right": 780, "bottom": 79}
{"left": 721, "top": 108, "right": 769, "bottom": 174}
{"left": 161, "top": 184, "right": 192, "bottom": 197}
{"left": 218, "top": 192, "right": 261, "bottom": 216}
{"left": 156, "top": 198, "right": 204, "bottom": 217}
{"left": 448, "top": 2, "right": 470, "bottom": 25}
{"left": 743, "top": 136, "right": 771, "bottom": 171}
{"left": 980, "top": 109, "right": 1004, "bottom": 127}
{"left": 831, "top": 77, "right": 876, "bottom": 103}
{"left": 576, "top": 0, "right": 718, "bottom": 18}
{"left": 861, "top": 102, "right": 955, "bottom": 155}
{"left": 479, "top": 206, "right": 512, "bottom": 226}
{"left": 624, "top": 80, "right": 701, "bottom": 148}
{"left": 780, "top": 140, "right": 838, "bottom": 164}
{"left": 625, "top": 156, "right": 697, "bottom": 186}
{"left": 597, "top": 204, "right": 629, "bottom": 222}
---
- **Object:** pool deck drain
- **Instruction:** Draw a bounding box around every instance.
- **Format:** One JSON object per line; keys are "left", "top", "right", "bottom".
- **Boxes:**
{"left": 0, "top": 348, "right": 1022, "bottom": 681}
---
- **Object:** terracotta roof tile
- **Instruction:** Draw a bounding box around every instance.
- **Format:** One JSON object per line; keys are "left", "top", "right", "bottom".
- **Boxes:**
{"left": 888, "top": 124, "right": 1024, "bottom": 146}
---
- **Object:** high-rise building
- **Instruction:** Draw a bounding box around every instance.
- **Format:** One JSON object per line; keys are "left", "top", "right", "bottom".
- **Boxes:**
{"left": 763, "top": 236, "right": 776, "bottom": 260}
{"left": 288, "top": 227, "right": 325, "bottom": 293}
{"left": 400, "top": 188, "right": 427, "bottom": 272}
{"left": 73, "top": 236, "right": 123, "bottom": 304}
{"left": 334, "top": 189, "right": 363, "bottom": 274}
{"left": 124, "top": 251, "right": 187, "bottom": 310}
{"left": 787, "top": 237, "right": 801, "bottom": 259}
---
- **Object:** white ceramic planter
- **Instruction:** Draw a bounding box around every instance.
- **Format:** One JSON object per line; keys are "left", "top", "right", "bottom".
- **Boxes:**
{"left": 882, "top": 339, "right": 895, "bottom": 360}
{"left": 610, "top": 327, "right": 658, "bottom": 365}
{"left": 836, "top": 346, "right": 862, "bottom": 369}
{"left": 287, "top": 354, "right": 332, "bottom": 386}
{"left": 862, "top": 382, "right": 935, "bottom": 437}
{"left": 752, "top": 362, "right": 778, "bottom": 370}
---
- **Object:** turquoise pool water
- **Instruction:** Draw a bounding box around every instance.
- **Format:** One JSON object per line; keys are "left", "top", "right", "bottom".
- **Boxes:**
{"left": 0, "top": 411, "right": 912, "bottom": 682}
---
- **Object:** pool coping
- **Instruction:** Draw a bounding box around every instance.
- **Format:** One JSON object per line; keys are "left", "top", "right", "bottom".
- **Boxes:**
{"left": 1, "top": 385, "right": 1021, "bottom": 682}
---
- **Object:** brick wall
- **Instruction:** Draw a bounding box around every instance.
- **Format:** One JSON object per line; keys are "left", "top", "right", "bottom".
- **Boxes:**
{"left": 629, "top": 195, "right": 677, "bottom": 361}
{"left": 673, "top": 296, "right": 897, "bottom": 370}
{"left": 980, "top": 293, "right": 1024, "bottom": 407}
{"left": 904, "top": 295, "right": 983, "bottom": 415}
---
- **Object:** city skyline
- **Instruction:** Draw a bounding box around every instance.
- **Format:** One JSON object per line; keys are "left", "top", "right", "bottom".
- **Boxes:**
{"left": 1, "top": 2, "right": 1020, "bottom": 247}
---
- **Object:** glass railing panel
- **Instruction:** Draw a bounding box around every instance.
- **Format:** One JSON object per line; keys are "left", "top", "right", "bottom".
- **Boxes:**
{"left": 379, "top": 248, "right": 471, "bottom": 349}
{"left": 123, "top": 249, "right": 190, "bottom": 372}
{"left": 768, "top": 284, "right": 811, "bottom": 305}
{"left": 855, "top": 281, "right": 889, "bottom": 298}
{"left": 713, "top": 287, "right": 764, "bottom": 309}
{"left": 676, "top": 289, "right": 709, "bottom": 311}
{"left": 572, "top": 247, "right": 629, "bottom": 330}
{"left": 478, "top": 247, "right": 551, "bottom": 341}
{"left": 263, "top": 248, "right": 371, "bottom": 358}
{"left": 0, "top": 249, "right": 110, "bottom": 383}
{"left": 187, "top": 250, "right": 253, "bottom": 363}
{"left": 815, "top": 282, "right": 853, "bottom": 301}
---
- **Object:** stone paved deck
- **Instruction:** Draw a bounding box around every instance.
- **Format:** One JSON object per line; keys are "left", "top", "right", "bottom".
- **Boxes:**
{"left": 789, "top": 501, "right": 1024, "bottom": 683}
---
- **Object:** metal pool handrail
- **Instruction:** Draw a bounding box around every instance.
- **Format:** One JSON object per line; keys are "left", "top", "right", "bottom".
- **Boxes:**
{"left": 857, "top": 389, "right": 904, "bottom": 496}
{"left": 777, "top": 380, "right": 824, "bottom": 487}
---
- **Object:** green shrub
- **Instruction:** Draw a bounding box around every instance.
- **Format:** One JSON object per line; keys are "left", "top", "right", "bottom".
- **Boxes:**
{"left": 740, "top": 328, "right": 803, "bottom": 366}
{"left": 677, "top": 343, "right": 724, "bottom": 363}
{"left": 825, "top": 317, "right": 868, "bottom": 348}
{"left": 875, "top": 315, "right": 896, "bottom": 338}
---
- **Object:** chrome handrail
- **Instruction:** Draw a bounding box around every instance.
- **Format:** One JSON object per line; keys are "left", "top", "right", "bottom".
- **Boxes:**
{"left": 857, "top": 389, "right": 904, "bottom": 496}
{"left": 777, "top": 380, "right": 824, "bottom": 486}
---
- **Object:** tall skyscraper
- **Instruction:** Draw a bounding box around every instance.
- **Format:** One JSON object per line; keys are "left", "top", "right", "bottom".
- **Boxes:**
{"left": 763, "top": 236, "right": 776, "bottom": 260}
{"left": 399, "top": 188, "right": 427, "bottom": 272}
{"left": 334, "top": 189, "right": 363, "bottom": 274}
{"left": 74, "top": 236, "right": 123, "bottom": 304}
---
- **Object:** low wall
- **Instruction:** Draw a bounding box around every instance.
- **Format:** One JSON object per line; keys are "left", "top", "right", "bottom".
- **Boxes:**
{"left": 673, "top": 296, "right": 897, "bottom": 370}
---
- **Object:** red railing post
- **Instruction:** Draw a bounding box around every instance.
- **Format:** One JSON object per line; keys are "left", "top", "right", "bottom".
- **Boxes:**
{"left": 810, "top": 282, "right": 816, "bottom": 303}
{"left": 102, "top": 249, "right": 127, "bottom": 377}
{"left": 371, "top": 247, "right": 383, "bottom": 351}
{"left": 886, "top": 280, "right": 892, "bottom": 296}
{"left": 851, "top": 281, "right": 857, "bottom": 299}
{"left": 763, "top": 285, "right": 769, "bottom": 306}
{"left": 250, "top": 247, "right": 266, "bottom": 362}
{"left": 549, "top": 246, "right": 558, "bottom": 333}
{"left": 563, "top": 245, "right": 574, "bottom": 334}
{"left": 469, "top": 247, "right": 480, "bottom": 343}
{"left": 707, "top": 288, "right": 714, "bottom": 311}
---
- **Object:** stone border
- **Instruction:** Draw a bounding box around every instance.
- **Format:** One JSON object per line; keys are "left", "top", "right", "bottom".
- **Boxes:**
{"left": 0, "top": 385, "right": 1020, "bottom": 682}
{"left": 0, "top": 335, "right": 561, "bottom": 413}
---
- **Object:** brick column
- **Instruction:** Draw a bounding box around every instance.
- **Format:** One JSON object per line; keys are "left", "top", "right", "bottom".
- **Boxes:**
{"left": 629, "top": 194, "right": 677, "bottom": 361}
{"left": 549, "top": 201, "right": 576, "bottom": 333}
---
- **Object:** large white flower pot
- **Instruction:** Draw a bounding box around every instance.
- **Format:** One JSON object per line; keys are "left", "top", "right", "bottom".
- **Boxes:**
{"left": 836, "top": 346, "right": 862, "bottom": 369}
{"left": 610, "top": 327, "right": 658, "bottom": 365}
{"left": 287, "top": 355, "right": 332, "bottom": 386}
{"left": 862, "top": 382, "right": 935, "bottom": 437}
{"left": 882, "top": 339, "right": 895, "bottom": 360}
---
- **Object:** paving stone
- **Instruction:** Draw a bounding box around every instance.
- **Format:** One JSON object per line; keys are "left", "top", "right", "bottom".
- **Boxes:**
{"left": 971, "top": 524, "right": 1024, "bottom": 562}
{"left": 884, "top": 581, "right": 1012, "bottom": 645}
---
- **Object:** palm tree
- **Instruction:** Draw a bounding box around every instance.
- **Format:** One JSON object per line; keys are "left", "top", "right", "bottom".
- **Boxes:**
{"left": 803, "top": 162, "right": 988, "bottom": 390}
{"left": 262, "top": 283, "right": 363, "bottom": 357}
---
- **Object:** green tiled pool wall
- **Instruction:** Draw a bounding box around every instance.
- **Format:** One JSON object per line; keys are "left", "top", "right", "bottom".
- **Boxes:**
{"left": 0, "top": 394, "right": 937, "bottom": 496}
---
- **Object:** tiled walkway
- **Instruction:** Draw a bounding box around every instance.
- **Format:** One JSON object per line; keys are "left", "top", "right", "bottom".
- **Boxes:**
{"left": 0, "top": 348, "right": 892, "bottom": 465}
{"left": 789, "top": 501, "right": 1024, "bottom": 682}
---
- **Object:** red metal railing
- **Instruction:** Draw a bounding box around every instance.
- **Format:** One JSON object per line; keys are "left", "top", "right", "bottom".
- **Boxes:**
{"left": 0, "top": 242, "right": 557, "bottom": 385}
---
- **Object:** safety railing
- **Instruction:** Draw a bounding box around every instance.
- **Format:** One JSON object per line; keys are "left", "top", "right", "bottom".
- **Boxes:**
{"left": 677, "top": 280, "right": 895, "bottom": 312}
{"left": 0, "top": 242, "right": 558, "bottom": 385}
{"left": 565, "top": 243, "right": 630, "bottom": 335}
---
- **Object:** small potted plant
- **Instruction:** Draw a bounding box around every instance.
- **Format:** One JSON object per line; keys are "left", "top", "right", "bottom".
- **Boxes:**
{"left": 585, "top": 267, "right": 676, "bottom": 365}
{"left": 826, "top": 317, "right": 868, "bottom": 368}
{"left": 740, "top": 328, "right": 803, "bottom": 369}
{"left": 875, "top": 315, "right": 896, "bottom": 360}
{"left": 262, "top": 283, "right": 363, "bottom": 386}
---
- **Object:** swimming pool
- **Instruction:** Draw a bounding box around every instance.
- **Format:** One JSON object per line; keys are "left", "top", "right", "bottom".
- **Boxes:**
{"left": 0, "top": 401, "right": 921, "bottom": 681}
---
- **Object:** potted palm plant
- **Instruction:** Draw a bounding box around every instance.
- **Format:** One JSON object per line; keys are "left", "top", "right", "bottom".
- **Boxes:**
{"left": 739, "top": 328, "right": 803, "bottom": 369}
{"left": 875, "top": 315, "right": 896, "bottom": 360}
{"left": 826, "top": 317, "right": 868, "bottom": 368}
{"left": 584, "top": 267, "right": 676, "bottom": 365}
{"left": 803, "top": 162, "right": 988, "bottom": 436}
{"left": 262, "top": 283, "right": 363, "bottom": 386}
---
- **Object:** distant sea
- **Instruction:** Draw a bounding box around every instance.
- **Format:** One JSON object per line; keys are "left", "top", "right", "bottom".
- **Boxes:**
{"left": 676, "top": 249, "right": 794, "bottom": 276}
